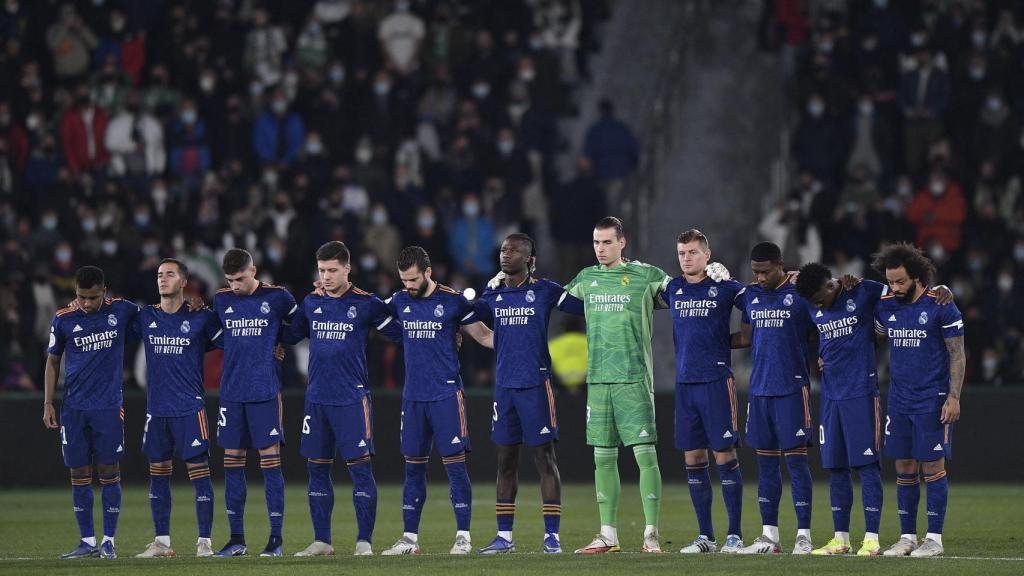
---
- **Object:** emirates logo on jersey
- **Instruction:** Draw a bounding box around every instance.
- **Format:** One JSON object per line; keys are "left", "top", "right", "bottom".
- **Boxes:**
{"left": 347, "top": 306, "right": 358, "bottom": 319}
{"left": 525, "top": 290, "right": 536, "bottom": 303}
{"left": 181, "top": 320, "right": 190, "bottom": 333}
{"left": 107, "top": 314, "right": 117, "bottom": 326}
{"left": 434, "top": 304, "right": 445, "bottom": 317}
{"left": 260, "top": 301, "right": 271, "bottom": 314}
{"left": 846, "top": 299, "right": 856, "bottom": 312}
{"left": 621, "top": 276, "right": 631, "bottom": 286}
{"left": 708, "top": 286, "right": 718, "bottom": 298}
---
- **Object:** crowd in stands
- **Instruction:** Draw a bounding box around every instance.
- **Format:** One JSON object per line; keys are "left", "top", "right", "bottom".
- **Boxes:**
{"left": 0, "top": 0, "right": 613, "bottom": 392}
{"left": 762, "top": 0, "right": 1024, "bottom": 385}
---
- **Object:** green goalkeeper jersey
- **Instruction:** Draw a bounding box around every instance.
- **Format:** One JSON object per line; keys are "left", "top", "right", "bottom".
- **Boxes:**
{"left": 564, "top": 260, "right": 671, "bottom": 386}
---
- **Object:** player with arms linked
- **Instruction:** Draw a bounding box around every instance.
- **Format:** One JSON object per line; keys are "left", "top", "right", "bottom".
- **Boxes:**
{"left": 380, "top": 246, "right": 494, "bottom": 555}
{"left": 873, "top": 243, "right": 965, "bottom": 558}
{"left": 213, "top": 248, "right": 297, "bottom": 557}
{"left": 282, "top": 241, "right": 402, "bottom": 557}
{"left": 664, "top": 229, "right": 746, "bottom": 554}
{"left": 131, "top": 259, "right": 223, "bottom": 558}
{"left": 474, "top": 233, "right": 584, "bottom": 554}
{"left": 44, "top": 266, "right": 140, "bottom": 559}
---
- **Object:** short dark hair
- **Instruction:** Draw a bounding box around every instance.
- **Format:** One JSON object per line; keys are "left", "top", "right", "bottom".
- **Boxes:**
{"left": 871, "top": 242, "right": 935, "bottom": 285}
{"left": 159, "top": 258, "right": 189, "bottom": 279}
{"left": 397, "top": 246, "right": 431, "bottom": 272}
{"left": 595, "top": 216, "right": 625, "bottom": 239}
{"left": 795, "top": 262, "right": 831, "bottom": 299}
{"left": 504, "top": 233, "right": 536, "bottom": 256}
{"left": 75, "top": 266, "right": 105, "bottom": 289}
{"left": 750, "top": 241, "right": 782, "bottom": 263}
{"left": 222, "top": 248, "right": 253, "bottom": 275}
{"left": 677, "top": 229, "right": 709, "bottom": 250}
{"left": 316, "top": 241, "right": 350, "bottom": 265}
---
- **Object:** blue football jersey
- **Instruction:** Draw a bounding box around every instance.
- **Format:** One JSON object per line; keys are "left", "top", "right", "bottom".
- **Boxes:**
{"left": 47, "top": 298, "right": 140, "bottom": 410}
{"left": 809, "top": 280, "right": 886, "bottom": 401}
{"left": 283, "top": 286, "right": 401, "bottom": 406}
{"left": 875, "top": 290, "right": 964, "bottom": 414}
{"left": 741, "top": 281, "right": 814, "bottom": 396}
{"left": 386, "top": 284, "right": 477, "bottom": 401}
{"left": 130, "top": 304, "right": 223, "bottom": 417}
{"left": 214, "top": 283, "right": 297, "bottom": 402}
{"left": 664, "top": 277, "right": 745, "bottom": 383}
{"left": 476, "top": 278, "right": 580, "bottom": 389}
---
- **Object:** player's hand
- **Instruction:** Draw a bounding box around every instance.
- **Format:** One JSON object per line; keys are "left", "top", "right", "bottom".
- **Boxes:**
{"left": 312, "top": 280, "right": 326, "bottom": 297}
{"left": 940, "top": 396, "right": 960, "bottom": 424}
{"left": 817, "top": 357, "right": 824, "bottom": 371}
{"left": 486, "top": 271, "right": 506, "bottom": 290}
{"left": 273, "top": 345, "right": 286, "bottom": 361}
{"left": 65, "top": 300, "right": 80, "bottom": 310}
{"left": 706, "top": 262, "right": 731, "bottom": 282}
{"left": 786, "top": 271, "right": 799, "bottom": 284}
{"left": 839, "top": 274, "right": 862, "bottom": 290}
{"left": 455, "top": 331, "right": 463, "bottom": 351}
{"left": 933, "top": 284, "right": 954, "bottom": 305}
{"left": 43, "top": 403, "right": 58, "bottom": 429}
{"left": 187, "top": 296, "right": 208, "bottom": 310}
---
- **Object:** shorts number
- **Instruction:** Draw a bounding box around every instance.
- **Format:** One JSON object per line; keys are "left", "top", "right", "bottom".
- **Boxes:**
{"left": 60, "top": 426, "right": 67, "bottom": 445}
{"left": 819, "top": 424, "right": 825, "bottom": 445}
{"left": 302, "top": 415, "right": 311, "bottom": 435}
{"left": 884, "top": 416, "right": 891, "bottom": 436}
{"left": 143, "top": 413, "right": 152, "bottom": 443}
{"left": 218, "top": 407, "right": 227, "bottom": 427}
{"left": 492, "top": 402, "right": 498, "bottom": 422}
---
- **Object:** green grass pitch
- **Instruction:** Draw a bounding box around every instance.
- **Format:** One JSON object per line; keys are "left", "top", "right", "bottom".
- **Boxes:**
{"left": 0, "top": 482, "right": 1021, "bottom": 575}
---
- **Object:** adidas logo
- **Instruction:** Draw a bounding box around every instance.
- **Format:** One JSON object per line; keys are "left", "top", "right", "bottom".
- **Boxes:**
{"left": 149, "top": 321, "right": 158, "bottom": 328}
{"left": 225, "top": 307, "right": 234, "bottom": 314}
{"left": 269, "top": 428, "right": 280, "bottom": 436}
{"left": 358, "top": 439, "right": 367, "bottom": 447}
{"left": 646, "top": 493, "right": 658, "bottom": 500}
{"left": 313, "top": 307, "right": 322, "bottom": 314}
{"left": 403, "top": 306, "right": 411, "bottom": 313}
{"left": 590, "top": 280, "right": 599, "bottom": 287}
{"left": 191, "top": 439, "right": 202, "bottom": 447}
{"left": 496, "top": 294, "right": 503, "bottom": 302}
{"left": 638, "top": 429, "right": 650, "bottom": 438}
{"left": 888, "top": 314, "right": 897, "bottom": 322}
{"left": 751, "top": 297, "right": 759, "bottom": 304}
{"left": 933, "top": 443, "right": 943, "bottom": 451}
{"left": 451, "top": 436, "right": 461, "bottom": 444}
{"left": 675, "top": 288, "right": 683, "bottom": 295}
{"left": 73, "top": 324, "right": 83, "bottom": 333}
{"left": 795, "top": 429, "right": 806, "bottom": 437}
{"left": 723, "top": 430, "right": 733, "bottom": 439}
{"left": 116, "top": 444, "right": 124, "bottom": 453}
{"left": 863, "top": 448, "right": 874, "bottom": 456}
{"left": 816, "top": 310, "right": 823, "bottom": 318}
{"left": 540, "top": 426, "right": 551, "bottom": 434}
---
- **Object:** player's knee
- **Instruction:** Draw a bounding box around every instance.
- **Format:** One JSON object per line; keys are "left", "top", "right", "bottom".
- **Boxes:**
{"left": 894, "top": 459, "right": 919, "bottom": 475}
{"left": 683, "top": 449, "right": 709, "bottom": 467}
{"left": 632, "top": 443, "right": 658, "bottom": 469}
{"left": 185, "top": 454, "right": 209, "bottom": 468}
{"left": 224, "top": 448, "right": 245, "bottom": 458}
{"left": 920, "top": 458, "right": 945, "bottom": 476}
{"left": 71, "top": 465, "right": 92, "bottom": 477}
{"left": 97, "top": 463, "right": 119, "bottom": 476}
{"left": 258, "top": 445, "right": 281, "bottom": 457}
{"left": 593, "top": 446, "right": 618, "bottom": 469}
{"left": 712, "top": 448, "right": 737, "bottom": 466}
{"left": 533, "top": 444, "right": 558, "bottom": 473}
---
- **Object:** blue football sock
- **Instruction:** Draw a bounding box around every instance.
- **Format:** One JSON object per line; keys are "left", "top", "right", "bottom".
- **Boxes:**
{"left": 829, "top": 468, "right": 853, "bottom": 533}
{"left": 687, "top": 461, "right": 715, "bottom": 541}
{"left": 443, "top": 453, "right": 472, "bottom": 532}
{"left": 307, "top": 459, "right": 334, "bottom": 544}
{"left": 717, "top": 459, "right": 743, "bottom": 537}
{"left": 403, "top": 457, "right": 428, "bottom": 534}
{"left": 542, "top": 500, "right": 561, "bottom": 535}
{"left": 785, "top": 450, "right": 812, "bottom": 530}
{"left": 756, "top": 452, "right": 782, "bottom": 527}
{"left": 496, "top": 499, "right": 515, "bottom": 532}
{"left": 71, "top": 473, "right": 95, "bottom": 540}
{"left": 187, "top": 459, "right": 214, "bottom": 539}
{"left": 925, "top": 470, "right": 948, "bottom": 535}
{"left": 896, "top": 473, "right": 920, "bottom": 535}
{"left": 148, "top": 462, "right": 173, "bottom": 537}
{"left": 99, "top": 471, "right": 121, "bottom": 538}
{"left": 347, "top": 456, "right": 377, "bottom": 543}
{"left": 224, "top": 454, "right": 247, "bottom": 538}
{"left": 857, "top": 464, "right": 882, "bottom": 535}
{"left": 260, "top": 454, "right": 284, "bottom": 539}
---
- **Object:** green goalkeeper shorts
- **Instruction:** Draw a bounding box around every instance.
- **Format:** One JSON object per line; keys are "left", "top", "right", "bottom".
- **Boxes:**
{"left": 586, "top": 381, "right": 657, "bottom": 447}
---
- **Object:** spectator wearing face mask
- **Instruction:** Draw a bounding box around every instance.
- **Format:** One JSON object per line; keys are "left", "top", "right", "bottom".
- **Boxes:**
{"left": 59, "top": 87, "right": 109, "bottom": 175}
{"left": 46, "top": 3, "right": 98, "bottom": 82}
{"left": 584, "top": 98, "right": 639, "bottom": 216}
{"left": 168, "top": 98, "right": 211, "bottom": 181}
{"left": 907, "top": 170, "right": 966, "bottom": 253}
{"left": 252, "top": 89, "right": 305, "bottom": 167}
{"left": 378, "top": 0, "right": 425, "bottom": 76}
{"left": 449, "top": 193, "right": 496, "bottom": 281}
{"left": 364, "top": 203, "right": 401, "bottom": 271}
{"left": 899, "top": 38, "right": 950, "bottom": 178}
{"left": 792, "top": 93, "right": 845, "bottom": 187}
{"left": 105, "top": 91, "right": 165, "bottom": 177}
{"left": 243, "top": 7, "right": 287, "bottom": 85}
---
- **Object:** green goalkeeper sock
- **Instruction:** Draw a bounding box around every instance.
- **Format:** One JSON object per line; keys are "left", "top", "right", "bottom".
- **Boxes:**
{"left": 593, "top": 446, "right": 620, "bottom": 528}
{"left": 633, "top": 443, "right": 661, "bottom": 527}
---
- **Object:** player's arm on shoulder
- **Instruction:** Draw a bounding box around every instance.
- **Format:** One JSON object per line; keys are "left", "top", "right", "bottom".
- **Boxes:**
{"left": 371, "top": 298, "right": 403, "bottom": 343}
{"left": 932, "top": 284, "right": 954, "bottom": 305}
{"left": 462, "top": 321, "right": 494, "bottom": 349}
{"left": 556, "top": 289, "right": 585, "bottom": 316}
{"left": 43, "top": 353, "right": 62, "bottom": 428}
{"left": 279, "top": 301, "right": 309, "bottom": 345}
{"left": 942, "top": 335, "right": 965, "bottom": 424}
{"left": 730, "top": 321, "right": 751, "bottom": 349}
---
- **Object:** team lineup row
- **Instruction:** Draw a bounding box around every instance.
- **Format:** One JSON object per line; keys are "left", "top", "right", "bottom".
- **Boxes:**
{"left": 42, "top": 216, "right": 965, "bottom": 560}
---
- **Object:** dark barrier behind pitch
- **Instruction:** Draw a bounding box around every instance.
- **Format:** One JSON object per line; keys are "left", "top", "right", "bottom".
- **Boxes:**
{"left": 2, "top": 389, "right": 1020, "bottom": 486}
